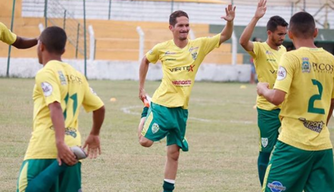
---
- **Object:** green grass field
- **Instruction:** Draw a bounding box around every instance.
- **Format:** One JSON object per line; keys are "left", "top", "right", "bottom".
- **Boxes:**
{"left": 1, "top": 78, "right": 333, "bottom": 192}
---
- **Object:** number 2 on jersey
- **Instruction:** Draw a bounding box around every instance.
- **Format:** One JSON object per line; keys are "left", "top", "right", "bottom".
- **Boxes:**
{"left": 308, "top": 79, "right": 325, "bottom": 114}
{"left": 63, "top": 93, "right": 78, "bottom": 119}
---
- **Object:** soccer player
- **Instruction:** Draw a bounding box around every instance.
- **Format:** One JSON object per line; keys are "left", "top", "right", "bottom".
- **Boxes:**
{"left": 16, "top": 26, "right": 105, "bottom": 192}
{"left": 0, "top": 22, "right": 37, "bottom": 48}
{"left": 138, "top": 5, "right": 236, "bottom": 192}
{"left": 257, "top": 11, "right": 334, "bottom": 192}
{"left": 239, "top": 0, "right": 288, "bottom": 186}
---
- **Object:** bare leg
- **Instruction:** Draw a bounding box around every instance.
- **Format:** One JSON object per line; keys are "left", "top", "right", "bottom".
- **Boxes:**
{"left": 164, "top": 144, "right": 180, "bottom": 180}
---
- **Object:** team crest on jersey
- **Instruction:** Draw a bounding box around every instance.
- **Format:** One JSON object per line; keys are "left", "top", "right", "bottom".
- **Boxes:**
{"left": 152, "top": 123, "right": 160, "bottom": 134}
{"left": 191, "top": 52, "right": 198, "bottom": 60}
{"left": 301, "top": 57, "right": 311, "bottom": 73}
{"left": 58, "top": 71, "right": 67, "bottom": 85}
{"left": 261, "top": 137, "right": 268, "bottom": 148}
{"left": 266, "top": 50, "right": 273, "bottom": 55}
{"left": 277, "top": 66, "right": 287, "bottom": 81}
{"left": 267, "top": 181, "right": 286, "bottom": 192}
{"left": 41, "top": 82, "right": 53, "bottom": 97}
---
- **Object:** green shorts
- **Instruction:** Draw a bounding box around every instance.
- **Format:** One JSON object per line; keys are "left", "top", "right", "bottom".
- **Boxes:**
{"left": 17, "top": 159, "right": 81, "bottom": 192}
{"left": 142, "top": 102, "right": 189, "bottom": 151}
{"left": 262, "top": 141, "right": 334, "bottom": 192}
{"left": 257, "top": 108, "right": 281, "bottom": 153}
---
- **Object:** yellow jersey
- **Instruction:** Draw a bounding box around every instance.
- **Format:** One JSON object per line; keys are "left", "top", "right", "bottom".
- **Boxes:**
{"left": 24, "top": 60, "right": 104, "bottom": 160}
{"left": 0, "top": 22, "right": 16, "bottom": 45}
{"left": 146, "top": 34, "right": 220, "bottom": 109}
{"left": 274, "top": 47, "right": 334, "bottom": 151}
{"left": 248, "top": 42, "right": 286, "bottom": 110}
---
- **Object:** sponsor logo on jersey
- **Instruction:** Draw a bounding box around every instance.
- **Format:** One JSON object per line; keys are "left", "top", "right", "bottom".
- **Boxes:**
{"left": 261, "top": 138, "right": 268, "bottom": 148}
{"left": 301, "top": 57, "right": 311, "bottom": 73}
{"left": 50, "top": 126, "right": 77, "bottom": 138}
{"left": 152, "top": 123, "right": 160, "bottom": 134}
{"left": 277, "top": 66, "right": 287, "bottom": 80}
{"left": 169, "top": 65, "right": 195, "bottom": 72}
{"left": 90, "top": 87, "right": 97, "bottom": 95}
{"left": 172, "top": 80, "right": 192, "bottom": 86}
{"left": 312, "top": 62, "right": 334, "bottom": 74}
{"left": 267, "top": 181, "right": 286, "bottom": 192}
{"left": 299, "top": 117, "right": 324, "bottom": 133}
{"left": 165, "top": 51, "right": 177, "bottom": 55}
{"left": 189, "top": 46, "right": 199, "bottom": 52}
{"left": 41, "top": 82, "right": 53, "bottom": 97}
{"left": 58, "top": 71, "right": 67, "bottom": 85}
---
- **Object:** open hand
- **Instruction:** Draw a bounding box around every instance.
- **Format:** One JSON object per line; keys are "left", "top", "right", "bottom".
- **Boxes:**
{"left": 221, "top": 4, "right": 236, "bottom": 22}
{"left": 83, "top": 134, "right": 101, "bottom": 159}
{"left": 255, "top": 0, "right": 267, "bottom": 19}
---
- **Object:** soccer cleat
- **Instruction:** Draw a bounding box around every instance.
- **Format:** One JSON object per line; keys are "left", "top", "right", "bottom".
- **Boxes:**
{"left": 70, "top": 146, "right": 87, "bottom": 160}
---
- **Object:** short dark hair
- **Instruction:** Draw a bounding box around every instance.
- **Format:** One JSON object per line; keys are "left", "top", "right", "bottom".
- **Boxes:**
{"left": 39, "top": 26, "right": 67, "bottom": 54}
{"left": 289, "top": 12, "right": 315, "bottom": 39}
{"left": 169, "top": 10, "right": 189, "bottom": 26}
{"left": 267, "top": 16, "right": 288, "bottom": 32}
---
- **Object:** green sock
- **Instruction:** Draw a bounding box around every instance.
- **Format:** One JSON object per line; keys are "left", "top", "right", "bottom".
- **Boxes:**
{"left": 258, "top": 151, "right": 270, "bottom": 186}
{"left": 25, "top": 160, "right": 67, "bottom": 192}
{"left": 163, "top": 180, "right": 175, "bottom": 192}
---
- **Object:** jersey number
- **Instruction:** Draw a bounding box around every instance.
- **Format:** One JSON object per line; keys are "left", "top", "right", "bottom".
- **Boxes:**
{"left": 308, "top": 79, "right": 325, "bottom": 114}
{"left": 63, "top": 93, "right": 78, "bottom": 119}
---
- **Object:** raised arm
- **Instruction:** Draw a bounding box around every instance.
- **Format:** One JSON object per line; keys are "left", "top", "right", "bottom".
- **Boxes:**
{"left": 139, "top": 56, "right": 150, "bottom": 102}
{"left": 219, "top": 4, "right": 236, "bottom": 45}
{"left": 239, "top": 0, "right": 267, "bottom": 51}
{"left": 12, "top": 36, "right": 38, "bottom": 49}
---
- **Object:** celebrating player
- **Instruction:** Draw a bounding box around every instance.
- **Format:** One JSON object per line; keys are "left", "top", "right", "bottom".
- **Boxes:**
{"left": 239, "top": 0, "right": 288, "bottom": 186}
{"left": 138, "top": 5, "right": 236, "bottom": 192}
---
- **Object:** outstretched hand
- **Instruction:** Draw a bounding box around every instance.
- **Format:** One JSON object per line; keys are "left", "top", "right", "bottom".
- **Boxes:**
{"left": 221, "top": 4, "right": 236, "bottom": 22}
{"left": 83, "top": 134, "right": 101, "bottom": 159}
{"left": 255, "top": 0, "right": 267, "bottom": 19}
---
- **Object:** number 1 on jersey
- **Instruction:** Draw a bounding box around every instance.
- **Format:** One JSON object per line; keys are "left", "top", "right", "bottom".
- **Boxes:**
{"left": 63, "top": 93, "right": 78, "bottom": 119}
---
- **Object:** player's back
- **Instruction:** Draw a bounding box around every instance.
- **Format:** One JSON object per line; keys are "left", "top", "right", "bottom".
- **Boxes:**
{"left": 33, "top": 60, "right": 89, "bottom": 131}
{"left": 281, "top": 47, "right": 334, "bottom": 119}
{"left": 276, "top": 47, "right": 334, "bottom": 150}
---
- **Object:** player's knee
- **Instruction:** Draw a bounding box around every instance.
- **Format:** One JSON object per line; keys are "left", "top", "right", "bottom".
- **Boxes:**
{"left": 167, "top": 149, "right": 180, "bottom": 161}
{"left": 139, "top": 137, "right": 153, "bottom": 147}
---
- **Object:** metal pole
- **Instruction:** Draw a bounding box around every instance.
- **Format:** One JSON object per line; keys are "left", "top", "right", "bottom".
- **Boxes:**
{"left": 108, "top": 0, "right": 112, "bottom": 20}
{"left": 171, "top": 0, "right": 174, "bottom": 13}
{"left": 63, "top": 10, "right": 67, "bottom": 30}
{"left": 83, "top": 0, "right": 87, "bottom": 77}
{"left": 6, "top": 0, "right": 16, "bottom": 77}
{"left": 75, "top": 23, "right": 80, "bottom": 58}
{"left": 44, "top": 0, "right": 48, "bottom": 27}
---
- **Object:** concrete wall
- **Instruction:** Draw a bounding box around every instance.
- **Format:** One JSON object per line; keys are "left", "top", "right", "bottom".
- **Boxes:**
{"left": 0, "top": 58, "right": 251, "bottom": 82}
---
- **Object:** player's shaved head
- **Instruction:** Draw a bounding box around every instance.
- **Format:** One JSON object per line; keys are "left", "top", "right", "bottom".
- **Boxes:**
{"left": 267, "top": 16, "right": 288, "bottom": 32}
{"left": 289, "top": 12, "right": 315, "bottom": 39}
{"left": 169, "top": 10, "right": 189, "bottom": 26}
{"left": 39, "top": 26, "right": 67, "bottom": 54}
